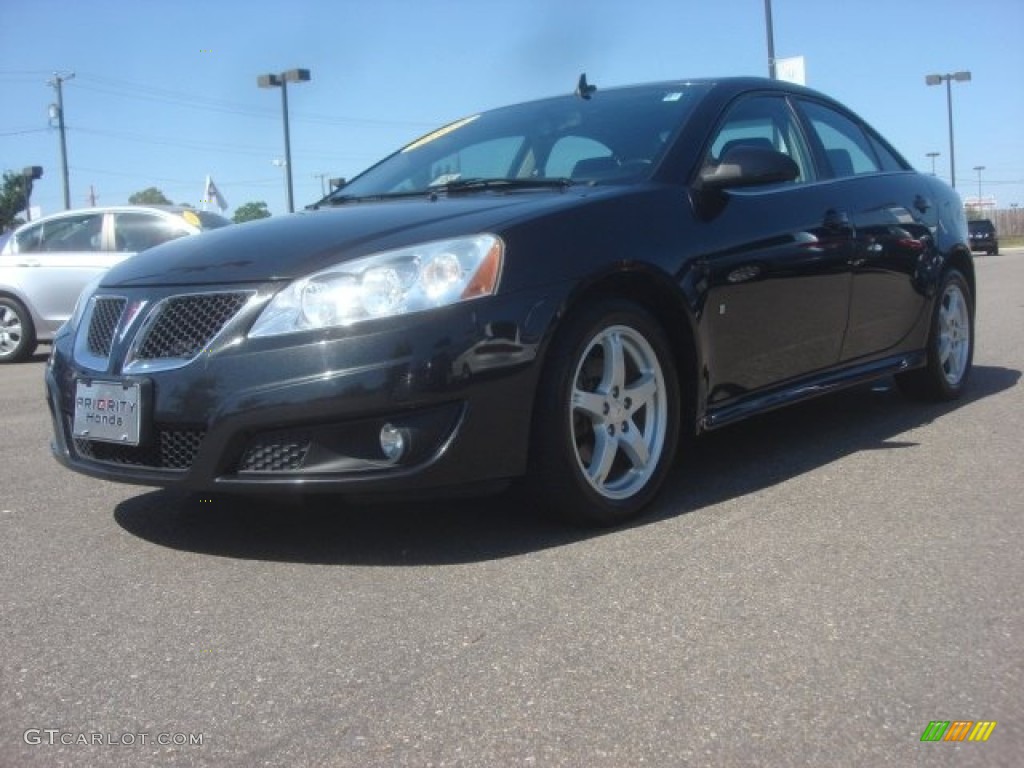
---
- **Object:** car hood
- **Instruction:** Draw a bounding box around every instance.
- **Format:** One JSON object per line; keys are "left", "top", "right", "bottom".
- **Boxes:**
{"left": 101, "top": 191, "right": 605, "bottom": 287}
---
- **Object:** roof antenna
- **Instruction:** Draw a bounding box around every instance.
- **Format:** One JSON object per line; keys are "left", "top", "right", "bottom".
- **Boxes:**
{"left": 576, "top": 73, "right": 596, "bottom": 100}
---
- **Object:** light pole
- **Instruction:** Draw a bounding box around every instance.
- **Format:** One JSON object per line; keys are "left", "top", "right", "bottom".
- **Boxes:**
{"left": 258, "top": 68, "right": 311, "bottom": 213}
{"left": 764, "top": 0, "right": 777, "bottom": 79}
{"left": 973, "top": 165, "right": 985, "bottom": 205}
{"left": 925, "top": 71, "right": 971, "bottom": 189}
{"left": 48, "top": 71, "right": 74, "bottom": 210}
{"left": 926, "top": 151, "right": 940, "bottom": 176}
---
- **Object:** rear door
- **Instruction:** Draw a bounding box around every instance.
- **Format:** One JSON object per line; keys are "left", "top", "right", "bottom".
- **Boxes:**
{"left": 795, "top": 99, "right": 931, "bottom": 362}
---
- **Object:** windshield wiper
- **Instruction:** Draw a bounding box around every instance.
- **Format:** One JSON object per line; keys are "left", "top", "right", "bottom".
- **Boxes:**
{"left": 310, "top": 177, "right": 573, "bottom": 208}
{"left": 315, "top": 190, "right": 432, "bottom": 207}
{"left": 436, "top": 177, "right": 573, "bottom": 194}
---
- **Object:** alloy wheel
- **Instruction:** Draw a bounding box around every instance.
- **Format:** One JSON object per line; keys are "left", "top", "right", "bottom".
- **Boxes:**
{"left": 937, "top": 281, "right": 970, "bottom": 386}
{"left": 0, "top": 304, "right": 24, "bottom": 359}
{"left": 569, "top": 324, "right": 669, "bottom": 501}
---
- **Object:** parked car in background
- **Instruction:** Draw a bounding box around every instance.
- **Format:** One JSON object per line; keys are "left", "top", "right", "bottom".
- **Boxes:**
{"left": 0, "top": 205, "right": 229, "bottom": 362}
{"left": 46, "top": 77, "right": 974, "bottom": 526}
{"left": 968, "top": 218, "right": 999, "bottom": 255}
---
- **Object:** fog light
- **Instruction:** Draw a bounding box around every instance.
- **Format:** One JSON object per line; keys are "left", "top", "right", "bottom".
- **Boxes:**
{"left": 379, "top": 423, "right": 407, "bottom": 463}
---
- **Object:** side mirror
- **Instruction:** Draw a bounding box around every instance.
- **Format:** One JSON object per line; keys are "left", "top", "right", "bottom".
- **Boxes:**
{"left": 699, "top": 146, "right": 799, "bottom": 191}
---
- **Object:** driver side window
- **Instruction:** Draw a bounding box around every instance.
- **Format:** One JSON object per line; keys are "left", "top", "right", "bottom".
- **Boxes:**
{"left": 17, "top": 213, "right": 104, "bottom": 253}
{"left": 705, "top": 95, "right": 814, "bottom": 184}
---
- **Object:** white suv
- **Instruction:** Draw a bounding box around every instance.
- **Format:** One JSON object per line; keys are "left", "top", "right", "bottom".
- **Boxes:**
{"left": 0, "top": 206, "right": 229, "bottom": 362}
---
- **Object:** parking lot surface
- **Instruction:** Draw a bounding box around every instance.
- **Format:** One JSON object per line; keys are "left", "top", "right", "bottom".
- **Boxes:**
{"left": 2, "top": 250, "right": 1022, "bottom": 767}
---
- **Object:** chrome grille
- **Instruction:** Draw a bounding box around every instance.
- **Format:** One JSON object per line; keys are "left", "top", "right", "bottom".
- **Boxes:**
{"left": 86, "top": 298, "right": 126, "bottom": 358}
{"left": 135, "top": 292, "right": 249, "bottom": 361}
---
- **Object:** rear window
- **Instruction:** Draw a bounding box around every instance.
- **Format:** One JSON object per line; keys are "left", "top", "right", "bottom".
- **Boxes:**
{"left": 180, "top": 210, "right": 231, "bottom": 230}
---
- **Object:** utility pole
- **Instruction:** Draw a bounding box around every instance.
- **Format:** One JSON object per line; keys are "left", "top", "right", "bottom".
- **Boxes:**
{"left": 87, "top": 185, "right": 98, "bottom": 207}
{"left": 48, "top": 72, "right": 75, "bottom": 210}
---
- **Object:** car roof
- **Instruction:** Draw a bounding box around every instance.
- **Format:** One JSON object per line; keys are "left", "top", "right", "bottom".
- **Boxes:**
{"left": 8, "top": 205, "right": 229, "bottom": 233}
{"left": 608, "top": 76, "right": 832, "bottom": 102}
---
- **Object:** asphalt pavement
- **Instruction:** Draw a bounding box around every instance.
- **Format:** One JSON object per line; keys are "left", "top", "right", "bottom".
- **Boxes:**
{"left": 1, "top": 250, "right": 1022, "bottom": 767}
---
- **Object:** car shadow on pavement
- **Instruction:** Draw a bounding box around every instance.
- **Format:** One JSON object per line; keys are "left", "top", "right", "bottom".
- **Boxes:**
{"left": 114, "top": 364, "right": 1019, "bottom": 566}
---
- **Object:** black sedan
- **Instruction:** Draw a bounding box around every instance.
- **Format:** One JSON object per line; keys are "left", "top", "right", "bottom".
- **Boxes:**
{"left": 46, "top": 77, "right": 975, "bottom": 526}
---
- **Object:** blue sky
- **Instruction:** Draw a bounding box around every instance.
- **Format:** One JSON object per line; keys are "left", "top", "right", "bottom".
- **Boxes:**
{"left": 2, "top": 0, "right": 1022, "bottom": 217}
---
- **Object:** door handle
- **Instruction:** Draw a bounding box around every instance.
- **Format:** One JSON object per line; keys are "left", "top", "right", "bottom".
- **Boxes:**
{"left": 15, "top": 259, "right": 42, "bottom": 267}
{"left": 914, "top": 195, "right": 931, "bottom": 214}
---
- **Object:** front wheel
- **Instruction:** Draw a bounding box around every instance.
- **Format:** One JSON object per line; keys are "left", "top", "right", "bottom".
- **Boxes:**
{"left": 529, "top": 300, "right": 681, "bottom": 526}
{"left": 896, "top": 269, "right": 974, "bottom": 401}
{"left": 0, "top": 297, "right": 37, "bottom": 364}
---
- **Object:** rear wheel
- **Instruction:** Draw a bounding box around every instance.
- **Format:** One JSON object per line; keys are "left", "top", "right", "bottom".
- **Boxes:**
{"left": 529, "top": 300, "right": 680, "bottom": 526}
{"left": 0, "top": 297, "right": 37, "bottom": 363}
{"left": 896, "top": 269, "right": 973, "bottom": 401}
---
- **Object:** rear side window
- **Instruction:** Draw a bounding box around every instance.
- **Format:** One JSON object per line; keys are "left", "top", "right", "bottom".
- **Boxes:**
{"left": 113, "top": 212, "right": 191, "bottom": 253}
{"left": 867, "top": 134, "right": 907, "bottom": 172}
{"left": 799, "top": 100, "right": 880, "bottom": 178}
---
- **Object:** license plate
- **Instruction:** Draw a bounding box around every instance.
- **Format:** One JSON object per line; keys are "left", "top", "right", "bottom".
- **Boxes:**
{"left": 72, "top": 380, "right": 142, "bottom": 445}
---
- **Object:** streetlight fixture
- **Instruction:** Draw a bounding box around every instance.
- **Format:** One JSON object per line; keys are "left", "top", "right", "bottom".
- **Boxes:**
{"left": 924, "top": 70, "right": 971, "bottom": 189}
{"left": 973, "top": 165, "right": 985, "bottom": 205}
{"left": 926, "top": 151, "right": 940, "bottom": 176}
{"left": 257, "top": 68, "right": 311, "bottom": 213}
{"left": 21, "top": 166, "right": 43, "bottom": 221}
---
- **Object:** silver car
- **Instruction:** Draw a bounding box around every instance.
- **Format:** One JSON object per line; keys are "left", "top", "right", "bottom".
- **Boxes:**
{"left": 0, "top": 205, "right": 229, "bottom": 362}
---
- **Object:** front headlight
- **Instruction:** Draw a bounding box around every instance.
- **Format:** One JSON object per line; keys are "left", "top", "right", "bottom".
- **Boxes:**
{"left": 249, "top": 234, "right": 503, "bottom": 337}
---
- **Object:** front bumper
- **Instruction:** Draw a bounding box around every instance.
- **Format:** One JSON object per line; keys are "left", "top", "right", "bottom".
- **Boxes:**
{"left": 968, "top": 236, "right": 997, "bottom": 252}
{"left": 46, "top": 283, "right": 558, "bottom": 496}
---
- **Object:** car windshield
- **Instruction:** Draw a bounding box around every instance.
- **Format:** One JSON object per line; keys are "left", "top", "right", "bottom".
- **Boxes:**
{"left": 325, "top": 82, "right": 711, "bottom": 201}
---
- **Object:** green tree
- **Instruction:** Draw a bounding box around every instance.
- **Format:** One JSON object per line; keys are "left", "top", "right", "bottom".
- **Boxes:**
{"left": 128, "top": 187, "right": 173, "bottom": 205}
{"left": 0, "top": 171, "right": 30, "bottom": 231}
{"left": 232, "top": 201, "right": 271, "bottom": 223}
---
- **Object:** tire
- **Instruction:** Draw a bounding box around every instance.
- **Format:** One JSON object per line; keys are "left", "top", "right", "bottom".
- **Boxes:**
{"left": 529, "top": 300, "right": 681, "bottom": 526}
{"left": 0, "top": 297, "right": 37, "bottom": 364}
{"left": 896, "top": 269, "right": 973, "bottom": 401}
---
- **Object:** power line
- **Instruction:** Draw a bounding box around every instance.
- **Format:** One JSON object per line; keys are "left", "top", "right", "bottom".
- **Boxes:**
{"left": 0, "top": 127, "right": 49, "bottom": 137}
{"left": 73, "top": 73, "right": 437, "bottom": 129}
{"left": 67, "top": 124, "right": 384, "bottom": 164}
{"left": 72, "top": 125, "right": 278, "bottom": 157}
